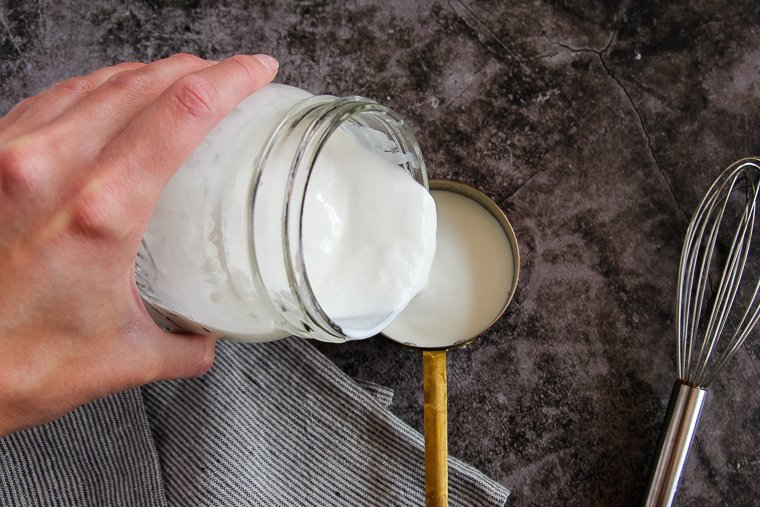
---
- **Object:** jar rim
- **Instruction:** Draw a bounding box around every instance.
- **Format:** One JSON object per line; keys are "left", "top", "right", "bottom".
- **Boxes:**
{"left": 252, "top": 94, "right": 429, "bottom": 341}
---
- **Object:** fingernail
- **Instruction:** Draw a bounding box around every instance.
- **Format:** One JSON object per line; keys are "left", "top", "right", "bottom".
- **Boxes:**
{"left": 196, "top": 336, "right": 217, "bottom": 376}
{"left": 254, "top": 54, "right": 279, "bottom": 71}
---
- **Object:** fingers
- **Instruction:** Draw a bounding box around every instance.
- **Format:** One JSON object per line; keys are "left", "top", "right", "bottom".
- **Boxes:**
{"left": 0, "top": 62, "right": 146, "bottom": 143}
{"left": 2, "top": 55, "right": 218, "bottom": 205}
{"left": 97, "top": 54, "right": 278, "bottom": 223}
{"left": 46, "top": 54, "right": 214, "bottom": 162}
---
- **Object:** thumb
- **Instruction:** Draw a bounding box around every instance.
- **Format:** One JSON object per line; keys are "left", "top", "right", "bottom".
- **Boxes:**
{"left": 136, "top": 327, "right": 218, "bottom": 383}
{"left": 100, "top": 323, "right": 218, "bottom": 391}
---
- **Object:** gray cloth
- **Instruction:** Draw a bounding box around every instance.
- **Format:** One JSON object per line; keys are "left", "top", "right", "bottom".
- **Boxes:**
{"left": 1, "top": 338, "right": 510, "bottom": 506}
{"left": 0, "top": 390, "right": 165, "bottom": 506}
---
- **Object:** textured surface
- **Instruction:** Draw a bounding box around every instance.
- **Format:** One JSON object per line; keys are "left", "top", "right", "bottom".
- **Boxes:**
{"left": 143, "top": 339, "right": 509, "bottom": 506}
{"left": 2, "top": 1, "right": 760, "bottom": 505}
{"left": 0, "top": 390, "right": 166, "bottom": 506}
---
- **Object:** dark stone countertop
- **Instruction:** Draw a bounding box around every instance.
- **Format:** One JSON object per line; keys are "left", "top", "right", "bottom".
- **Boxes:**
{"left": 3, "top": 1, "right": 760, "bottom": 505}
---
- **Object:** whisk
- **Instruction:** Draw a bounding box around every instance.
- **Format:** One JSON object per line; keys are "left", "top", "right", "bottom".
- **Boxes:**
{"left": 643, "top": 157, "right": 760, "bottom": 507}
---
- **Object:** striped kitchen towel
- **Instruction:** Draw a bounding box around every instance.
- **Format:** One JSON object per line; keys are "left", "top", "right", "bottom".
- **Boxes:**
{"left": 1, "top": 338, "right": 510, "bottom": 506}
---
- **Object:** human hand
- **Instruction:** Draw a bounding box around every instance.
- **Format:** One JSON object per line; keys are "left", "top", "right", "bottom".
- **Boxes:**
{"left": 0, "top": 53, "right": 278, "bottom": 436}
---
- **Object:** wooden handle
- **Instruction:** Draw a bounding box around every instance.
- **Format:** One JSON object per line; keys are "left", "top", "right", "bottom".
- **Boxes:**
{"left": 423, "top": 350, "right": 448, "bottom": 507}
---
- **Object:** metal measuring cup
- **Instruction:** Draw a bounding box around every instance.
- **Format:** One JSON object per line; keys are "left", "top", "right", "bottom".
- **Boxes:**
{"left": 383, "top": 179, "right": 520, "bottom": 507}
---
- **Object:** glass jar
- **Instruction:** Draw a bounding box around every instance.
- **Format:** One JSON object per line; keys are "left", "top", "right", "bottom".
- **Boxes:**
{"left": 135, "top": 84, "right": 430, "bottom": 343}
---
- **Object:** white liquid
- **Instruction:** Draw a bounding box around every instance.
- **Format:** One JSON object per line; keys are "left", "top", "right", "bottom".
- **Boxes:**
{"left": 139, "top": 84, "right": 436, "bottom": 341}
{"left": 303, "top": 129, "right": 437, "bottom": 336}
{"left": 383, "top": 190, "right": 515, "bottom": 348}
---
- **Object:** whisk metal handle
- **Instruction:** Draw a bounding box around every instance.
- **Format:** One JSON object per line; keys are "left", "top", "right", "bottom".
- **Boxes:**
{"left": 642, "top": 380, "right": 706, "bottom": 507}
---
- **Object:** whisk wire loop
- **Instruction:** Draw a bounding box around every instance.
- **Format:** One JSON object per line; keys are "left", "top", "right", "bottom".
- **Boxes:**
{"left": 676, "top": 158, "right": 760, "bottom": 387}
{"left": 680, "top": 188, "right": 721, "bottom": 380}
{"left": 702, "top": 184, "right": 760, "bottom": 386}
{"left": 694, "top": 195, "right": 750, "bottom": 384}
{"left": 677, "top": 173, "right": 729, "bottom": 381}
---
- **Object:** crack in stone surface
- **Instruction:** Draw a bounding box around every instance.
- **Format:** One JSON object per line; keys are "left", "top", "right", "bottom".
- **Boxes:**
{"left": 542, "top": 30, "right": 615, "bottom": 55}
{"left": 448, "top": 0, "right": 523, "bottom": 62}
{"left": 447, "top": 2, "right": 556, "bottom": 195}
{"left": 0, "top": 4, "right": 24, "bottom": 57}
{"left": 504, "top": 164, "right": 543, "bottom": 200}
{"left": 597, "top": 55, "right": 687, "bottom": 218}
{"left": 448, "top": 0, "right": 549, "bottom": 66}
{"left": 694, "top": 435, "right": 730, "bottom": 504}
{"left": 544, "top": 31, "right": 688, "bottom": 219}
{"left": 741, "top": 346, "right": 760, "bottom": 386}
